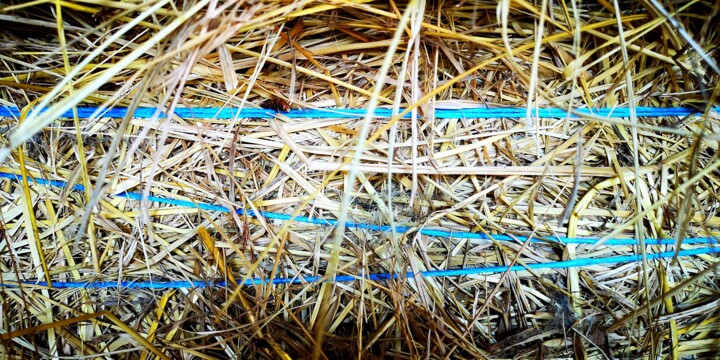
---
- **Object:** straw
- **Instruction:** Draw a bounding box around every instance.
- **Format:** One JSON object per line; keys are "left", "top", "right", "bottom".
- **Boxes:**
{"left": 1, "top": 1, "right": 719, "bottom": 358}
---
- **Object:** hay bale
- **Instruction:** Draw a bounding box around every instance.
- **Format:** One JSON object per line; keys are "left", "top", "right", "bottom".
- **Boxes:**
{"left": 0, "top": 0, "right": 718, "bottom": 358}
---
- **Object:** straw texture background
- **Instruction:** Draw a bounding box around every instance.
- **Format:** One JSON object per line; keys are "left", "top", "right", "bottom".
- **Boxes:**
{"left": 0, "top": 0, "right": 719, "bottom": 358}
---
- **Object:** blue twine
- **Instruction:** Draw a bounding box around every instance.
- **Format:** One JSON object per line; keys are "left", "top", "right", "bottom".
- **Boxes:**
{"left": 2, "top": 106, "right": 719, "bottom": 120}
{"left": 2, "top": 106, "right": 718, "bottom": 290}
{"left": 3, "top": 247, "right": 717, "bottom": 289}
{"left": 1, "top": 171, "right": 718, "bottom": 248}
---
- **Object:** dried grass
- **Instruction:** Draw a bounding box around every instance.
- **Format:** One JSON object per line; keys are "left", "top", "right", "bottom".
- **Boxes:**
{"left": 0, "top": 0, "right": 719, "bottom": 358}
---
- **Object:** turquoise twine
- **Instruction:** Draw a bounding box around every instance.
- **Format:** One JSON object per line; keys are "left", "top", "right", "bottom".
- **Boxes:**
{"left": 2, "top": 105, "right": 719, "bottom": 120}
{"left": 2, "top": 247, "right": 718, "bottom": 289}
{"left": 1, "top": 172, "right": 717, "bottom": 247}
{"left": 0, "top": 172, "right": 717, "bottom": 290}
{"left": 0, "top": 172, "right": 719, "bottom": 246}
{"left": 1, "top": 106, "right": 718, "bottom": 289}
